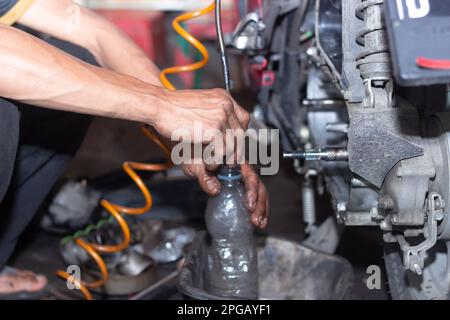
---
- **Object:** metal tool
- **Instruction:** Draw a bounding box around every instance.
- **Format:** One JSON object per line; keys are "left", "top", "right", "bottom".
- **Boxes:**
{"left": 283, "top": 148, "right": 349, "bottom": 161}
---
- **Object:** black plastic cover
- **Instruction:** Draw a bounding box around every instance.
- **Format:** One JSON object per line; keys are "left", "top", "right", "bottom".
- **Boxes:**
{"left": 385, "top": 0, "right": 450, "bottom": 86}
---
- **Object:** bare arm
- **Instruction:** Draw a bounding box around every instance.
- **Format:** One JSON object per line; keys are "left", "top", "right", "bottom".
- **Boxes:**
{"left": 2, "top": 0, "right": 267, "bottom": 227}
{"left": 16, "top": 0, "right": 249, "bottom": 130}
{"left": 10, "top": 0, "right": 249, "bottom": 135}
{"left": 17, "top": 0, "right": 162, "bottom": 86}
{"left": 0, "top": 24, "right": 246, "bottom": 143}
{"left": 0, "top": 24, "right": 162, "bottom": 122}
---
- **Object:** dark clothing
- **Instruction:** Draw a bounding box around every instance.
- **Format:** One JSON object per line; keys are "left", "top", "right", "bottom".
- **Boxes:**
{"left": 0, "top": 36, "right": 95, "bottom": 270}
{"left": 0, "top": 100, "right": 20, "bottom": 203}
{"left": 0, "top": 0, "right": 18, "bottom": 17}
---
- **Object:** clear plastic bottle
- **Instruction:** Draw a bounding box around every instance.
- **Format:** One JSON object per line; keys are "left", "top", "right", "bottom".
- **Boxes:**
{"left": 205, "top": 166, "right": 258, "bottom": 299}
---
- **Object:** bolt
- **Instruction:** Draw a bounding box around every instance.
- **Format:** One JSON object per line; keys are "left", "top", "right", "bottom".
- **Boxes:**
{"left": 283, "top": 148, "right": 349, "bottom": 161}
{"left": 412, "top": 264, "right": 422, "bottom": 275}
{"left": 378, "top": 195, "right": 395, "bottom": 210}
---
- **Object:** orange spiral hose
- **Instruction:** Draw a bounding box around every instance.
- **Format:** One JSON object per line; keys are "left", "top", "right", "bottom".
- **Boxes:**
{"left": 57, "top": 2, "right": 215, "bottom": 300}
{"left": 160, "top": 2, "right": 215, "bottom": 90}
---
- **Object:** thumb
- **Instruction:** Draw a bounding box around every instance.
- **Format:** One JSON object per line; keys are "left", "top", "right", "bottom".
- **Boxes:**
{"left": 186, "top": 164, "right": 221, "bottom": 196}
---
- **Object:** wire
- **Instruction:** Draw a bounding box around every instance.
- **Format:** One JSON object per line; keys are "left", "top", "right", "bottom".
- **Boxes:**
{"left": 215, "top": 0, "right": 232, "bottom": 92}
{"left": 57, "top": 2, "right": 216, "bottom": 300}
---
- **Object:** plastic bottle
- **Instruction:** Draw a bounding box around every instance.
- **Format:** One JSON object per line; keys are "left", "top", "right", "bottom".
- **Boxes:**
{"left": 205, "top": 166, "right": 258, "bottom": 299}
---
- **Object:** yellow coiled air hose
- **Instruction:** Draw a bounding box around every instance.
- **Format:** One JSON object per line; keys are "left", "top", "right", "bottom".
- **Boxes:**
{"left": 57, "top": 2, "right": 216, "bottom": 300}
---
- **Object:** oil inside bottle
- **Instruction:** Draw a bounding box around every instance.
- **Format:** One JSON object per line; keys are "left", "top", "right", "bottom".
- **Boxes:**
{"left": 205, "top": 166, "right": 258, "bottom": 299}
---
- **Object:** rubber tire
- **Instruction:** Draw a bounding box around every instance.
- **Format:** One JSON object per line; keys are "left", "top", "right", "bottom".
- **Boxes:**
{"left": 384, "top": 242, "right": 450, "bottom": 300}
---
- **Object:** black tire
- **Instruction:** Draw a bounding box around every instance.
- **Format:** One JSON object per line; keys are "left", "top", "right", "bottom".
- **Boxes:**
{"left": 384, "top": 241, "right": 450, "bottom": 300}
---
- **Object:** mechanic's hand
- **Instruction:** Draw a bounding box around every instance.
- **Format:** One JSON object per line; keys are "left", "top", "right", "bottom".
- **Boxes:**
{"left": 153, "top": 88, "right": 250, "bottom": 147}
{"left": 182, "top": 163, "right": 269, "bottom": 229}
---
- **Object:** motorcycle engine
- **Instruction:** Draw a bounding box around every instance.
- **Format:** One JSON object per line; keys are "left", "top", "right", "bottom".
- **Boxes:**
{"left": 230, "top": 0, "right": 450, "bottom": 297}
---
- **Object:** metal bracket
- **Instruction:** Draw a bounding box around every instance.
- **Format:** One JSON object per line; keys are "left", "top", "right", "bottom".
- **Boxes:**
{"left": 395, "top": 192, "right": 445, "bottom": 275}
{"left": 362, "top": 77, "right": 393, "bottom": 108}
{"left": 230, "top": 12, "right": 265, "bottom": 51}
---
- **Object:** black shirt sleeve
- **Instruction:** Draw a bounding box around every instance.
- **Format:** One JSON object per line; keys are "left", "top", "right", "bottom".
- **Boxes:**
{"left": 0, "top": 0, "right": 18, "bottom": 17}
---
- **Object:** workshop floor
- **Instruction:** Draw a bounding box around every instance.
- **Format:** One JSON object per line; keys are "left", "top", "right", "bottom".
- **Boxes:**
{"left": 10, "top": 116, "right": 389, "bottom": 300}
{"left": 9, "top": 44, "right": 389, "bottom": 299}
{"left": 10, "top": 116, "right": 308, "bottom": 298}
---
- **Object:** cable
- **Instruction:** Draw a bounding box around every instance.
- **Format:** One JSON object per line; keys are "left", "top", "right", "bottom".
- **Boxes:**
{"left": 215, "top": 0, "right": 231, "bottom": 92}
{"left": 57, "top": 2, "right": 216, "bottom": 300}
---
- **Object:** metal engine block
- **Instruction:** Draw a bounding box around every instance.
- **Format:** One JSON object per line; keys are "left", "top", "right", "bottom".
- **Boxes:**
{"left": 302, "top": 0, "right": 450, "bottom": 276}
{"left": 229, "top": 0, "right": 450, "bottom": 281}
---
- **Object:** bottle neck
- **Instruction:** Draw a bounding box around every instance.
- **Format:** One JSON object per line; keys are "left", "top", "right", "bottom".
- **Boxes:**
{"left": 217, "top": 166, "right": 242, "bottom": 186}
{"left": 220, "top": 179, "right": 243, "bottom": 188}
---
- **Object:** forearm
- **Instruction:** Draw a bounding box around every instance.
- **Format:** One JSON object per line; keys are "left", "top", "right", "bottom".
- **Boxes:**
{"left": 87, "top": 18, "right": 163, "bottom": 86}
{"left": 0, "top": 25, "right": 165, "bottom": 124}
{"left": 92, "top": 25, "right": 162, "bottom": 85}
{"left": 18, "top": 0, "right": 162, "bottom": 86}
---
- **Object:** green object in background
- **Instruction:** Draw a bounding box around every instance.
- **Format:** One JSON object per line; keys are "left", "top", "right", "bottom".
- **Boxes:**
{"left": 60, "top": 215, "right": 117, "bottom": 246}
{"left": 300, "top": 30, "right": 314, "bottom": 43}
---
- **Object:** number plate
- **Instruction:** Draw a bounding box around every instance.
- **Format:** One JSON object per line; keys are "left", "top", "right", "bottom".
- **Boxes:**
{"left": 385, "top": 0, "right": 450, "bottom": 86}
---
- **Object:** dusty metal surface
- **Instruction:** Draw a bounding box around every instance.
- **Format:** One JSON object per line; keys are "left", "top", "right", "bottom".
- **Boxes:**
{"left": 348, "top": 108, "right": 423, "bottom": 188}
{"left": 257, "top": 237, "right": 353, "bottom": 299}
{"left": 178, "top": 232, "right": 354, "bottom": 300}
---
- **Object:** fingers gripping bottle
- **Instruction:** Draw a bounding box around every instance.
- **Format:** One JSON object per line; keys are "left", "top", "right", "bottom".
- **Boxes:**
{"left": 205, "top": 166, "right": 258, "bottom": 299}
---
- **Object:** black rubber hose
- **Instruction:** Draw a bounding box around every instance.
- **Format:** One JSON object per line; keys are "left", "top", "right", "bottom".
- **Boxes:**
{"left": 281, "top": 0, "right": 309, "bottom": 121}
{"left": 215, "top": 0, "right": 232, "bottom": 92}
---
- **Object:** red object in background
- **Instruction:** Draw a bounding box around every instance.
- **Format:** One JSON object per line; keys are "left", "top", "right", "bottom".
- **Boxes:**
{"left": 173, "top": 44, "right": 195, "bottom": 88}
{"left": 250, "top": 57, "right": 275, "bottom": 87}
{"left": 248, "top": 0, "right": 264, "bottom": 15}
{"left": 95, "top": 10, "right": 167, "bottom": 65}
{"left": 417, "top": 57, "right": 450, "bottom": 70}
